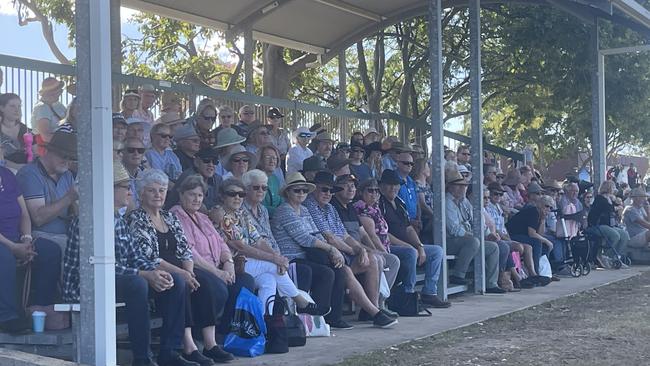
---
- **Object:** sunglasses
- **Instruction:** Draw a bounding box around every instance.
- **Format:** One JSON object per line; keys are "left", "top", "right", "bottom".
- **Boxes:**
{"left": 351, "top": 148, "right": 364, "bottom": 153}
{"left": 292, "top": 188, "right": 310, "bottom": 194}
{"left": 201, "top": 115, "right": 217, "bottom": 122}
{"left": 225, "top": 191, "right": 246, "bottom": 198}
{"left": 126, "top": 147, "right": 146, "bottom": 154}
{"left": 366, "top": 188, "right": 380, "bottom": 194}
{"left": 201, "top": 158, "right": 216, "bottom": 164}
{"left": 399, "top": 161, "right": 415, "bottom": 166}
{"left": 496, "top": 175, "right": 505, "bottom": 179}
{"left": 157, "top": 133, "right": 173, "bottom": 139}
{"left": 232, "top": 157, "right": 250, "bottom": 163}
{"left": 251, "top": 185, "right": 268, "bottom": 192}
{"left": 220, "top": 115, "right": 233, "bottom": 118}
{"left": 545, "top": 205, "right": 553, "bottom": 209}
{"left": 298, "top": 133, "right": 312, "bottom": 138}
{"left": 319, "top": 187, "right": 335, "bottom": 194}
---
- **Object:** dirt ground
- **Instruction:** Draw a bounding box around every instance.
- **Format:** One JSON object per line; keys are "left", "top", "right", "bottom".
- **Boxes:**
{"left": 335, "top": 270, "right": 650, "bottom": 366}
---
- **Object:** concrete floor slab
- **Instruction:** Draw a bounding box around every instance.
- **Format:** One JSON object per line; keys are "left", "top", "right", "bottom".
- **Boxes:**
{"left": 230, "top": 266, "right": 649, "bottom": 366}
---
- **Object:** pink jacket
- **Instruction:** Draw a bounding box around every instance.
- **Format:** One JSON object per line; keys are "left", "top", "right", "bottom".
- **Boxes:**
{"left": 170, "top": 205, "right": 231, "bottom": 266}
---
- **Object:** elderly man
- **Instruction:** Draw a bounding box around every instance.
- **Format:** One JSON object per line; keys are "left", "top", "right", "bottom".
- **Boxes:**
{"left": 377, "top": 170, "right": 451, "bottom": 307}
{"left": 382, "top": 141, "right": 409, "bottom": 171}
{"left": 303, "top": 171, "right": 397, "bottom": 326}
{"left": 16, "top": 130, "right": 77, "bottom": 249}
{"left": 483, "top": 163, "right": 498, "bottom": 185}
{"left": 233, "top": 104, "right": 257, "bottom": 138}
{"left": 394, "top": 151, "right": 418, "bottom": 225}
{"left": 173, "top": 124, "right": 201, "bottom": 171}
{"left": 456, "top": 145, "right": 471, "bottom": 170}
{"left": 623, "top": 187, "right": 650, "bottom": 249}
{"left": 313, "top": 132, "right": 335, "bottom": 162}
{"left": 327, "top": 155, "right": 351, "bottom": 177}
{"left": 286, "top": 126, "right": 315, "bottom": 175}
{"left": 122, "top": 138, "right": 147, "bottom": 210}
{"left": 445, "top": 168, "right": 504, "bottom": 293}
{"left": 166, "top": 148, "right": 222, "bottom": 210}
{"left": 146, "top": 123, "right": 182, "bottom": 183}
{"left": 64, "top": 161, "right": 189, "bottom": 366}
{"left": 331, "top": 174, "right": 401, "bottom": 313}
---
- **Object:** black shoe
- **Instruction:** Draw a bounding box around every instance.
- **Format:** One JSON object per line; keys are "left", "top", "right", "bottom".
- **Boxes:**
{"left": 184, "top": 351, "right": 214, "bottom": 366}
{"left": 485, "top": 287, "right": 507, "bottom": 294}
{"left": 449, "top": 275, "right": 468, "bottom": 285}
{"left": 158, "top": 352, "right": 200, "bottom": 366}
{"left": 0, "top": 317, "right": 31, "bottom": 335}
{"left": 297, "top": 302, "right": 327, "bottom": 316}
{"left": 372, "top": 311, "right": 398, "bottom": 328}
{"left": 358, "top": 309, "right": 373, "bottom": 322}
{"left": 328, "top": 319, "right": 354, "bottom": 330}
{"left": 380, "top": 308, "right": 399, "bottom": 319}
{"left": 202, "top": 345, "right": 234, "bottom": 363}
{"left": 420, "top": 294, "right": 452, "bottom": 308}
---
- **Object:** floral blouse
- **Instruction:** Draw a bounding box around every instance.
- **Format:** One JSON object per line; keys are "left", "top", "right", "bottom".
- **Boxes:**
{"left": 215, "top": 208, "right": 262, "bottom": 250}
{"left": 126, "top": 207, "right": 193, "bottom": 265}
{"left": 353, "top": 200, "right": 390, "bottom": 251}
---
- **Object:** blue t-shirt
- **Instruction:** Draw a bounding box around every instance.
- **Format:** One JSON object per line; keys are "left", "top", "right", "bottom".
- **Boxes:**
{"left": 16, "top": 158, "right": 75, "bottom": 234}
{"left": 0, "top": 167, "right": 22, "bottom": 241}
{"left": 350, "top": 162, "right": 372, "bottom": 183}
{"left": 398, "top": 173, "right": 418, "bottom": 220}
{"left": 145, "top": 148, "right": 182, "bottom": 181}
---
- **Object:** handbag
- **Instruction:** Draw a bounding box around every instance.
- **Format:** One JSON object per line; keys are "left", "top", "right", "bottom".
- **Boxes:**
{"left": 277, "top": 296, "right": 306, "bottom": 347}
{"left": 224, "top": 288, "right": 267, "bottom": 357}
{"left": 386, "top": 286, "right": 431, "bottom": 317}
{"left": 264, "top": 296, "right": 289, "bottom": 354}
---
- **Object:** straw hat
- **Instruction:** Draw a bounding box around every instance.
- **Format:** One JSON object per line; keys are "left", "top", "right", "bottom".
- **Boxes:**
{"left": 543, "top": 180, "right": 563, "bottom": 191}
{"left": 629, "top": 187, "right": 650, "bottom": 198}
{"left": 39, "top": 77, "right": 64, "bottom": 96}
{"left": 280, "top": 172, "right": 316, "bottom": 197}
{"left": 113, "top": 161, "right": 130, "bottom": 185}
{"left": 445, "top": 168, "right": 470, "bottom": 186}
{"left": 223, "top": 145, "right": 257, "bottom": 172}
{"left": 216, "top": 127, "right": 246, "bottom": 149}
{"left": 46, "top": 130, "right": 77, "bottom": 159}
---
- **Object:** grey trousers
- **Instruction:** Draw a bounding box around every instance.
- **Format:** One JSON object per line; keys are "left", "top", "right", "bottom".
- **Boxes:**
{"left": 446, "top": 236, "right": 499, "bottom": 288}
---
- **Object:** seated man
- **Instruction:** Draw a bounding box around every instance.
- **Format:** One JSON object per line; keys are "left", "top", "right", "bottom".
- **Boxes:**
{"left": 16, "top": 130, "right": 78, "bottom": 249}
{"left": 394, "top": 152, "right": 419, "bottom": 229}
{"left": 377, "top": 170, "right": 451, "bottom": 307}
{"left": 173, "top": 124, "right": 201, "bottom": 171}
{"left": 303, "top": 171, "right": 398, "bottom": 325}
{"left": 146, "top": 123, "right": 182, "bottom": 183}
{"left": 122, "top": 137, "right": 147, "bottom": 210}
{"left": 623, "top": 187, "right": 650, "bottom": 249}
{"left": 63, "top": 161, "right": 189, "bottom": 366}
{"left": 445, "top": 168, "right": 504, "bottom": 293}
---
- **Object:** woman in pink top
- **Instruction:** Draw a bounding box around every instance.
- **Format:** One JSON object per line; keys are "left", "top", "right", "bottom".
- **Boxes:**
{"left": 170, "top": 175, "right": 254, "bottom": 360}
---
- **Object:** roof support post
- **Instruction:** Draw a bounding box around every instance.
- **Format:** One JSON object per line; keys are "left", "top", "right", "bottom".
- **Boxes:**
{"left": 338, "top": 49, "right": 348, "bottom": 140}
{"left": 75, "top": 0, "right": 117, "bottom": 364}
{"left": 244, "top": 29, "right": 254, "bottom": 95}
{"left": 469, "top": 0, "right": 485, "bottom": 294}
{"left": 110, "top": 0, "right": 122, "bottom": 110}
{"left": 428, "top": 0, "right": 448, "bottom": 300}
{"left": 591, "top": 19, "right": 606, "bottom": 188}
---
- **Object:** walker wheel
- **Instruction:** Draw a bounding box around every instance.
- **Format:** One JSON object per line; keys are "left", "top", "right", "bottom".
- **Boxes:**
{"left": 613, "top": 260, "right": 622, "bottom": 270}
{"left": 570, "top": 263, "right": 582, "bottom": 277}
{"left": 581, "top": 264, "right": 591, "bottom": 276}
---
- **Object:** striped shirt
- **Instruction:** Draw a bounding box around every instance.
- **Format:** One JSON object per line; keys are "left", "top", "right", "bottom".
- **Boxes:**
{"left": 271, "top": 202, "right": 323, "bottom": 260}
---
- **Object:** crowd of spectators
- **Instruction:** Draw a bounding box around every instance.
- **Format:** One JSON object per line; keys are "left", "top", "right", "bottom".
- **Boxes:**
{"left": 1, "top": 77, "right": 649, "bottom": 366}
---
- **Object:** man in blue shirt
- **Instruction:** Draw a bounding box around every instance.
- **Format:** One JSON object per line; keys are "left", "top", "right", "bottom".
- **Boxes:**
{"left": 394, "top": 152, "right": 418, "bottom": 225}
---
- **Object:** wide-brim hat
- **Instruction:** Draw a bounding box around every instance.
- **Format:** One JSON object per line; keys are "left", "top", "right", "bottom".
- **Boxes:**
{"left": 315, "top": 132, "right": 336, "bottom": 143}
{"left": 216, "top": 127, "right": 246, "bottom": 149}
{"left": 543, "top": 180, "right": 563, "bottom": 191}
{"left": 503, "top": 169, "right": 521, "bottom": 186}
{"left": 157, "top": 112, "right": 185, "bottom": 126}
{"left": 379, "top": 169, "right": 402, "bottom": 186}
{"left": 310, "top": 171, "right": 343, "bottom": 193}
{"left": 280, "top": 172, "right": 316, "bottom": 197}
{"left": 174, "top": 123, "right": 199, "bottom": 141}
{"left": 445, "top": 168, "right": 470, "bottom": 186}
{"left": 224, "top": 145, "right": 257, "bottom": 172}
{"left": 527, "top": 182, "right": 543, "bottom": 194}
{"left": 389, "top": 141, "right": 412, "bottom": 153}
{"left": 113, "top": 161, "right": 130, "bottom": 185}
{"left": 46, "top": 130, "right": 77, "bottom": 160}
{"left": 327, "top": 155, "right": 352, "bottom": 172}
{"left": 629, "top": 187, "right": 650, "bottom": 198}
{"left": 39, "top": 77, "right": 64, "bottom": 96}
{"left": 487, "top": 182, "right": 505, "bottom": 193}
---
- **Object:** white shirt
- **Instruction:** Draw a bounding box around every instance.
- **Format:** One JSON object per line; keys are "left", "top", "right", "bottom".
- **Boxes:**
{"left": 286, "top": 144, "right": 313, "bottom": 174}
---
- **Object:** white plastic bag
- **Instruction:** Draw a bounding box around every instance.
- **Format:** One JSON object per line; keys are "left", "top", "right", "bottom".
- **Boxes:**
{"left": 295, "top": 290, "right": 330, "bottom": 337}
{"left": 379, "top": 272, "right": 391, "bottom": 300}
{"left": 538, "top": 255, "right": 552, "bottom": 278}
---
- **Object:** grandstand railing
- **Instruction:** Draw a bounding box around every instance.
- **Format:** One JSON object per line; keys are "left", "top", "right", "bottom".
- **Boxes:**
{"left": 0, "top": 53, "right": 522, "bottom": 162}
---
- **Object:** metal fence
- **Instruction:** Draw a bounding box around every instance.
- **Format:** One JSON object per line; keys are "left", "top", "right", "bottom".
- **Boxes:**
{"left": 0, "top": 53, "right": 521, "bottom": 162}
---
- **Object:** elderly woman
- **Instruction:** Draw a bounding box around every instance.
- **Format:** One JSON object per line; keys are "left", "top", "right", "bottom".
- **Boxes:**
{"left": 189, "top": 99, "right": 217, "bottom": 149}
{"left": 272, "top": 173, "right": 398, "bottom": 329}
{"left": 170, "top": 175, "right": 255, "bottom": 363}
{"left": 120, "top": 88, "right": 141, "bottom": 119}
{"left": 587, "top": 180, "right": 630, "bottom": 261}
{"left": 212, "top": 178, "right": 320, "bottom": 314}
{"left": 1, "top": 93, "right": 32, "bottom": 170}
{"left": 255, "top": 144, "right": 284, "bottom": 215}
{"left": 222, "top": 145, "right": 256, "bottom": 181}
{"left": 127, "top": 169, "right": 222, "bottom": 366}
{"left": 0, "top": 164, "right": 61, "bottom": 334}
{"left": 245, "top": 124, "right": 272, "bottom": 155}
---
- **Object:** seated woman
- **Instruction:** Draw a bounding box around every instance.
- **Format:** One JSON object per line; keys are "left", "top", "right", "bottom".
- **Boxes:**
{"left": 272, "top": 173, "right": 399, "bottom": 329}
{"left": 222, "top": 145, "right": 255, "bottom": 181}
{"left": 0, "top": 163, "right": 61, "bottom": 334}
{"left": 587, "top": 180, "right": 630, "bottom": 262}
{"left": 255, "top": 145, "right": 284, "bottom": 215}
{"left": 127, "top": 169, "right": 221, "bottom": 366}
{"left": 169, "top": 175, "right": 256, "bottom": 363}
{"left": 1, "top": 93, "right": 32, "bottom": 171}
{"left": 506, "top": 194, "right": 555, "bottom": 278}
{"left": 212, "top": 178, "right": 320, "bottom": 315}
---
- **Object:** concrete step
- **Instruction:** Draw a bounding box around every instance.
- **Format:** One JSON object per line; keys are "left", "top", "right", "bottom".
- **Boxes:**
{"left": 628, "top": 247, "right": 650, "bottom": 264}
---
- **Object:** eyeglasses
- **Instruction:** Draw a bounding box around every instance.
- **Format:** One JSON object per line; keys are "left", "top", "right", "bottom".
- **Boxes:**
{"left": 201, "top": 158, "right": 216, "bottom": 164}
{"left": 225, "top": 191, "right": 246, "bottom": 198}
{"left": 126, "top": 147, "right": 146, "bottom": 154}
{"left": 351, "top": 148, "right": 364, "bottom": 153}
{"left": 292, "top": 188, "right": 310, "bottom": 194}
{"left": 232, "top": 157, "right": 250, "bottom": 163}
{"left": 496, "top": 175, "right": 505, "bottom": 179}
{"left": 251, "top": 185, "right": 268, "bottom": 192}
{"left": 399, "top": 161, "right": 415, "bottom": 166}
{"left": 157, "top": 133, "right": 173, "bottom": 139}
{"left": 263, "top": 155, "right": 278, "bottom": 161}
{"left": 242, "top": 112, "right": 254, "bottom": 115}
{"left": 220, "top": 115, "right": 233, "bottom": 118}
{"left": 319, "top": 187, "right": 334, "bottom": 194}
{"left": 366, "top": 188, "right": 380, "bottom": 194}
{"left": 201, "top": 115, "right": 217, "bottom": 122}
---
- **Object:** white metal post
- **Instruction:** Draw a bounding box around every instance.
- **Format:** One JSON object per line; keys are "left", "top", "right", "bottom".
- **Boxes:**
{"left": 591, "top": 20, "right": 606, "bottom": 188}
{"left": 76, "top": 0, "right": 117, "bottom": 364}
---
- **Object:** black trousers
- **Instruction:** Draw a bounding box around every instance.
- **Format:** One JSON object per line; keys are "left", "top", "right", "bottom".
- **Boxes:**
{"left": 295, "top": 248, "right": 343, "bottom": 322}
{"left": 187, "top": 268, "right": 229, "bottom": 328}
{"left": 217, "top": 272, "right": 255, "bottom": 335}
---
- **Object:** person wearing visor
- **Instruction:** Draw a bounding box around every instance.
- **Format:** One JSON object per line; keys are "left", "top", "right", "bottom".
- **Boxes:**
{"left": 286, "top": 126, "right": 315, "bottom": 174}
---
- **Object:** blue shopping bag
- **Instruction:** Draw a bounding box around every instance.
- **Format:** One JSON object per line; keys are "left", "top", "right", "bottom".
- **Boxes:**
{"left": 223, "top": 288, "right": 267, "bottom": 357}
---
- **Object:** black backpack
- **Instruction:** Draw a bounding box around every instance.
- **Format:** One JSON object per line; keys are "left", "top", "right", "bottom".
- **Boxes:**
{"left": 386, "top": 286, "right": 432, "bottom": 317}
